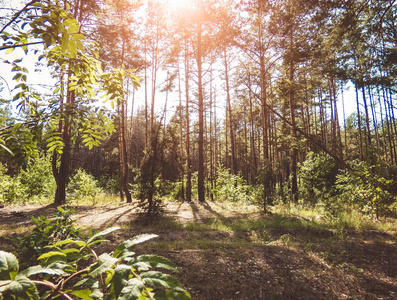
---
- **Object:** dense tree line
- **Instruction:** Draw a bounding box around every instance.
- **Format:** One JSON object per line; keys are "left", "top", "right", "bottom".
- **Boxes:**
{"left": 0, "top": 0, "right": 396, "bottom": 215}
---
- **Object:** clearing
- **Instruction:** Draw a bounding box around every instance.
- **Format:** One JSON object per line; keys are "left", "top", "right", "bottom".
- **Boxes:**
{"left": 0, "top": 201, "right": 396, "bottom": 300}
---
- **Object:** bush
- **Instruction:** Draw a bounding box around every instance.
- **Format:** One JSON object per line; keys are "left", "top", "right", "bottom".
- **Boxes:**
{"left": 0, "top": 227, "right": 190, "bottom": 300}
{"left": 211, "top": 168, "right": 257, "bottom": 203}
{"left": 0, "top": 163, "right": 27, "bottom": 203}
{"left": 98, "top": 175, "right": 120, "bottom": 194}
{"left": 67, "top": 169, "right": 102, "bottom": 203}
{"left": 0, "top": 157, "right": 55, "bottom": 204}
{"left": 298, "top": 152, "right": 339, "bottom": 204}
{"left": 8, "top": 207, "right": 81, "bottom": 268}
{"left": 336, "top": 160, "right": 396, "bottom": 219}
{"left": 19, "top": 155, "right": 56, "bottom": 201}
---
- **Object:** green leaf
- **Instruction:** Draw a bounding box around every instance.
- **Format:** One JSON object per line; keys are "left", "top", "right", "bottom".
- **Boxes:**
{"left": 114, "top": 234, "right": 158, "bottom": 259}
{"left": 89, "top": 289, "right": 103, "bottom": 299}
{"left": 88, "top": 253, "right": 117, "bottom": 277}
{"left": 5, "top": 47, "right": 14, "bottom": 54}
{"left": 0, "top": 251, "right": 19, "bottom": 280}
{"left": 0, "top": 280, "right": 11, "bottom": 292}
{"left": 52, "top": 239, "right": 86, "bottom": 248}
{"left": 37, "top": 251, "right": 66, "bottom": 261}
{"left": 118, "top": 278, "right": 145, "bottom": 300}
{"left": 113, "top": 265, "right": 131, "bottom": 298}
{"left": 61, "top": 31, "right": 69, "bottom": 53}
{"left": 71, "top": 289, "right": 94, "bottom": 300}
{"left": 86, "top": 227, "right": 120, "bottom": 246}
{"left": 18, "top": 265, "right": 66, "bottom": 277}
{"left": 74, "top": 278, "right": 99, "bottom": 289}
{"left": 5, "top": 276, "right": 39, "bottom": 300}
{"left": 130, "top": 255, "right": 178, "bottom": 272}
{"left": 37, "top": 251, "right": 67, "bottom": 265}
{"left": 141, "top": 271, "right": 184, "bottom": 292}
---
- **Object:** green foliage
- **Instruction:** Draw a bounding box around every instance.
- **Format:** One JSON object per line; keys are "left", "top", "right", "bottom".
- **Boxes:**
{"left": 0, "top": 164, "right": 26, "bottom": 204}
{"left": 298, "top": 152, "right": 338, "bottom": 204}
{"left": 336, "top": 160, "right": 396, "bottom": 218}
{"left": 19, "top": 156, "right": 56, "bottom": 200}
{"left": 0, "top": 157, "right": 55, "bottom": 204}
{"left": 100, "top": 66, "right": 140, "bottom": 109}
{"left": 0, "top": 225, "right": 190, "bottom": 300}
{"left": 210, "top": 168, "right": 257, "bottom": 203}
{"left": 67, "top": 169, "right": 102, "bottom": 203}
{"left": 8, "top": 207, "right": 81, "bottom": 268}
{"left": 98, "top": 175, "right": 120, "bottom": 194}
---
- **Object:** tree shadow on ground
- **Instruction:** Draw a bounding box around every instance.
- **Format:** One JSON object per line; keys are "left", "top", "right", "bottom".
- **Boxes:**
{"left": 0, "top": 203, "right": 136, "bottom": 228}
{"left": 150, "top": 241, "right": 397, "bottom": 300}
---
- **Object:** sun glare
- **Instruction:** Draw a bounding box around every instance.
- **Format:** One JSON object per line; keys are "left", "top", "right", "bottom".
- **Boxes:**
{"left": 163, "top": 0, "right": 194, "bottom": 10}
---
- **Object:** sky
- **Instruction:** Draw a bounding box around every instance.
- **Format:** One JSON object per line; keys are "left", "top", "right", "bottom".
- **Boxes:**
{"left": 0, "top": 0, "right": 359, "bottom": 129}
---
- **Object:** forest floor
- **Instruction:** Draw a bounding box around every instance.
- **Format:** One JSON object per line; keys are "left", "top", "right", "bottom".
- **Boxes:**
{"left": 0, "top": 201, "right": 397, "bottom": 300}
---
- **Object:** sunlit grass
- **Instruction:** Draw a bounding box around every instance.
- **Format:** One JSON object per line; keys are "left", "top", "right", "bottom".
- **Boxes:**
{"left": 272, "top": 202, "right": 397, "bottom": 232}
{"left": 67, "top": 192, "right": 120, "bottom": 206}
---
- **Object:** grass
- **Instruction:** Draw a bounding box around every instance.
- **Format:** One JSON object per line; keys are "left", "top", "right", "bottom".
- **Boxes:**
{"left": 272, "top": 202, "right": 397, "bottom": 232}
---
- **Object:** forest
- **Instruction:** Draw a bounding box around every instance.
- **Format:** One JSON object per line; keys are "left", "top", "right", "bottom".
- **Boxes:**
{"left": 0, "top": 0, "right": 397, "bottom": 299}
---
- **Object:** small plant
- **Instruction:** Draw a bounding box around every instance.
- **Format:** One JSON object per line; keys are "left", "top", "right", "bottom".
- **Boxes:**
{"left": 19, "top": 155, "right": 56, "bottom": 201}
{"left": 8, "top": 207, "right": 81, "bottom": 268}
{"left": 336, "top": 160, "right": 396, "bottom": 219}
{"left": 298, "top": 152, "right": 338, "bottom": 204}
{"left": 67, "top": 169, "right": 102, "bottom": 204}
{"left": 0, "top": 227, "right": 190, "bottom": 300}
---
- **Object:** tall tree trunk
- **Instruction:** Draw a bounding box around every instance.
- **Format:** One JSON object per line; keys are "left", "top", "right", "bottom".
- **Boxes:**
{"left": 355, "top": 83, "right": 364, "bottom": 161}
{"left": 288, "top": 35, "right": 298, "bottom": 203}
{"left": 224, "top": 47, "right": 237, "bottom": 175}
{"left": 178, "top": 64, "right": 185, "bottom": 200}
{"left": 197, "top": 1, "right": 205, "bottom": 202}
{"left": 53, "top": 74, "right": 74, "bottom": 204}
{"left": 185, "top": 35, "right": 192, "bottom": 202}
{"left": 361, "top": 86, "right": 372, "bottom": 147}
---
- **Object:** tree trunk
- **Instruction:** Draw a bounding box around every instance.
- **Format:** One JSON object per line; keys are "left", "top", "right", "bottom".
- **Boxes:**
{"left": 197, "top": 0, "right": 205, "bottom": 202}
{"left": 185, "top": 34, "right": 192, "bottom": 202}
{"left": 288, "top": 35, "right": 298, "bottom": 203}
{"left": 224, "top": 47, "right": 237, "bottom": 175}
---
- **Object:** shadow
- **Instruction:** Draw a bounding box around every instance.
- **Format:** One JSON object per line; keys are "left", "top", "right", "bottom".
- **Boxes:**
{"left": 0, "top": 203, "right": 136, "bottom": 229}
{"left": 201, "top": 201, "right": 228, "bottom": 220}
{"left": 188, "top": 202, "right": 200, "bottom": 223}
{"left": 0, "top": 203, "right": 59, "bottom": 228}
{"left": 100, "top": 203, "right": 140, "bottom": 228}
{"left": 149, "top": 240, "right": 393, "bottom": 300}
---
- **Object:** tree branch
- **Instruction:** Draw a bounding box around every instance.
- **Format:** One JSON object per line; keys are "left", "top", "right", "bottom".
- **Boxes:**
{"left": 0, "top": 41, "right": 44, "bottom": 51}
{"left": 0, "top": 0, "right": 39, "bottom": 34}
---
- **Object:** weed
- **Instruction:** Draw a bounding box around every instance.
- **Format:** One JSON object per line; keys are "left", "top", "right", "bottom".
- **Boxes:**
{"left": 6, "top": 207, "right": 81, "bottom": 268}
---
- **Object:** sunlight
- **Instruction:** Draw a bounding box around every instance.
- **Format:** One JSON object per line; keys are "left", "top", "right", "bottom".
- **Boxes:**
{"left": 162, "top": 0, "right": 194, "bottom": 10}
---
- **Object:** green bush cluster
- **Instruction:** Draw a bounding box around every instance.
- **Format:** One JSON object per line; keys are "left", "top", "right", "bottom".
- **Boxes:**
{"left": 336, "top": 160, "right": 396, "bottom": 219}
{"left": 0, "top": 209, "right": 190, "bottom": 300}
{"left": 297, "top": 152, "right": 397, "bottom": 218}
{"left": 8, "top": 207, "right": 81, "bottom": 268}
{"left": 0, "top": 157, "right": 55, "bottom": 204}
{"left": 67, "top": 169, "right": 102, "bottom": 203}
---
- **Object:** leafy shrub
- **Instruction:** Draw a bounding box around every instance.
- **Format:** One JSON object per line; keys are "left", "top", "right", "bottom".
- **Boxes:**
{"left": 0, "top": 157, "right": 55, "bottom": 204}
{"left": 211, "top": 168, "right": 257, "bottom": 203}
{"left": 298, "top": 152, "right": 339, "bottom": 204}
{"left": 67, "top": 169, "right": 102, "bottom": 203}
{"left": 19, "top": 155, "right": 56, "bottom": 201}
{"left": 336, "top": 160, "right": 396, "bottom": 218}
{"left": 0, "top": 163, "right": 27, "bottom": 203}
{"left": 8, "top": 207, "right": 81, "bottom": 268}
{"left": 98, "top": 175, "right": 120, "bottom": 194}
{"left": 0, "top": 228, "right": 190, "bottom": 300}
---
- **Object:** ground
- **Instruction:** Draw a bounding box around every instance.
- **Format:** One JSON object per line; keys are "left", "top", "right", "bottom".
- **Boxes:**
{"left": 0, "top": 201, "right": 396, "bottom": 300}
